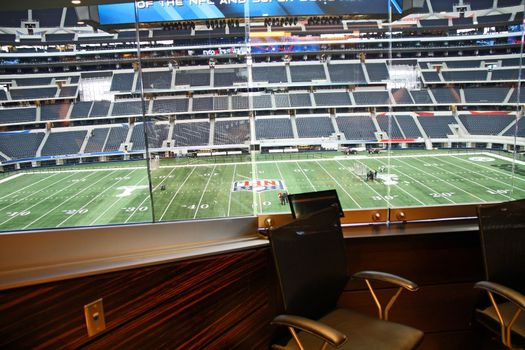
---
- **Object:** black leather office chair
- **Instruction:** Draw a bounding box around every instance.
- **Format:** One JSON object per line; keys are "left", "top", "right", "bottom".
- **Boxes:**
{"left": 268, "top": 205, "right": 423, "bottom": 350}
{"left": 475, "top": 199, "right": 525, "bottom": 349}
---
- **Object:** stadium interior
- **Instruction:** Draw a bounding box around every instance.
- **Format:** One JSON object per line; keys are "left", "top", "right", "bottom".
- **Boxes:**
{"left": 1, "top": 0, "right": 525, "bottom": 348}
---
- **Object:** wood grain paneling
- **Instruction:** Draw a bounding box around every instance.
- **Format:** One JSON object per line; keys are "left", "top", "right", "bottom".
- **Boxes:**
{"left": 0, "top": 248, "right": 276, "bottom": 350}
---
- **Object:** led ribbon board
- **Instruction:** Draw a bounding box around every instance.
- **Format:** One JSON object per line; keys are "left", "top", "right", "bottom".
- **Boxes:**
{"left": 98, "top": 0, "right": 403, "bottom": 25}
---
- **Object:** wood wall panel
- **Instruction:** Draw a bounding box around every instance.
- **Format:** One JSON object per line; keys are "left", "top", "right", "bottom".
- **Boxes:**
{"left": 0, "top": 229, "right": 487, "bottom": 350}
{"left": 0, "top": 248, "right": 276, "bottom": 350}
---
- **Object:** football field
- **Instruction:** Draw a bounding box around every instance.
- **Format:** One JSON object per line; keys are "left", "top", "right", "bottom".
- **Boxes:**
{"left": 1, "top": 151, "right": 525, "bottom": 232}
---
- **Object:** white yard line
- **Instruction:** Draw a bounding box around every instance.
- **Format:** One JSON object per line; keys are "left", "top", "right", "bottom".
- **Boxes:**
{"left": 227, "top": 164, "right": 237, "bottom": 217}
{"left": 22, "top": 171, "right": 118, "bottom": 229}
{"left": 125, "top": 167, "right": 179, "bottom": 223}
{"left": 25, "top": 166, "right": 145, "bottom": 174}
{"left": 159, "top": 167, "right": 197, "bottom": 221}
{"left": 275, "top": 163, "right": 287, "bottom": 188}
{"left": 395, "top": 157, "right": 487, "bottom": 203}
{"left": 360, "top": 159, "right": 431, "bottom": 206}
{"left": 486, "top": 152, "right": 525, "bottom": 166}
{"left": 295, "top": 161, "right": 317, "bottom": 191}
{"left": 0, "top": 173, "right": 24, "bottom": 185}
{"left": 453, "top": 154, "right": 525, "bottom": 184}
{"left": 430, "top": 157, "right": 518, "bottom": 200}
{"left": 193, "top": 165, "right": 217, "bottom": 219}
{"left": 57, "top": 170, "right": 138, "bottom": 227}
{"left": 89, "top": 174, "right": 149, "bottom": 225}
{"left": 315, "top": 161, "right": 361, "bottom": 208}
{"left": 0, "top": 173, "right": 59, "bottom": 201}
{"left": 0, "top": 172, "right": 79, "bottom": 215}
{"left": 334, "top": 159, "right": 393, "bottom": 205}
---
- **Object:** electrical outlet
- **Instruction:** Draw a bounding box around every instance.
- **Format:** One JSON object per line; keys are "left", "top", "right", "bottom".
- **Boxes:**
{"left": 84, "top": 298, "right": 106, "bottom": 337}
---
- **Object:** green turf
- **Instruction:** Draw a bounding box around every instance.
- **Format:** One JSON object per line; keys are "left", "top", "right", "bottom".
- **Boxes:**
{"left": 1, "top": 151, "right": 525, "bottom": 232}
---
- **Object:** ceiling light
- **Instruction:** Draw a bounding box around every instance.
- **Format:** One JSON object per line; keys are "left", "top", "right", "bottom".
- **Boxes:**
{"left": 71, "top": 0, "right": 82, "bottom": 4}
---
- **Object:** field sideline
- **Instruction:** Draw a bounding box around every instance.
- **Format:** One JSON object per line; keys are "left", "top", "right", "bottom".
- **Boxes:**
{"left": 1, "top": 151, "right": 524, "bottom": 232}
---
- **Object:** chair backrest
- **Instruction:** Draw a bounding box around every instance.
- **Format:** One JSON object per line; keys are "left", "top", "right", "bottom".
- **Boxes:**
{"left": 478, "top": 199, "right": 525, "bottom": 293}
{"left": 269, "top": 205, "right": 348, "bottom": 320}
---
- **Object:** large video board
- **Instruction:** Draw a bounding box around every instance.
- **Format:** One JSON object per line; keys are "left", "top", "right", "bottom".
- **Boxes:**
{"left": 98, "top": 0, "right": 403, "bottom": 25}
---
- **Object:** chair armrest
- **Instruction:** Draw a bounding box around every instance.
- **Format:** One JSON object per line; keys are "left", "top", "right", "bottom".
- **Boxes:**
{"left": 353, "top": 270, "right": 419, "bottom": 292}
{"left": 475, "top": 281, "right": 525, "bottom": 311}
{"left": 271, "top": 314, "right": 347, "bottom": 347}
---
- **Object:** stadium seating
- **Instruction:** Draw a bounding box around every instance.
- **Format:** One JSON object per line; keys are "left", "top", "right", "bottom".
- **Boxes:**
{"left": 193, "top": 97, "right": 214, "bottom": 112}
{"left": 10, "top": 87, "right": 57, "bottom": 101}
{"left": 141, "top": 71, "right": 172, "bottom": 90}
{"left": 410, "top": 90, "right": 433, "bottom": 104}
{"left": 459, "top": 115, "right": 515, "bottom": 135}
{"left": 417, "top": 115, "right": 456, "bottom": 138}
{"left": 90, "top": 101, "right": 111, "bottom": 118}
{"left": 152, "top": 98, "right": 189, "bottom": 114}
{"left": 441, "top": 70, "right": 488, "bottom": 82}
{"left": 130, "top": 123, "right": 146, "bottom": 150}
{"left": 70, "top": 102, "right": 93, "bottom": 119}
{"left": 213, "top": 96, "right": 229, "bottom": 111}
{"left": 0, "top": 132, "right": 44, "bottom": 159}
{"left": 365, "top": 63, "right": 389, "bottom": 82}
{"left": 214, "top": 120, "right": 250, "bottom": 145}
{"left": 0, "top": 107, "right": 36, "bottom": 124}
{"left": 289, "top": 65, "right": 326, "bottom": 82}
{"left": 232, "top": 95, "right": 249, "bottom": 110}
{"left": 491, "top": 69, "right": 520, "bottom": 81}
{"left": 255, "top": 118, "right": 294, "bottom": 139}
{"left": 274, "top": 94, "right": 291, "bottom": 108}
{"left": 252, "top": 66, "right": 288, "bottom": 84}
{"left": 376, "top": 116, "right": 404, "bottom": 139}
{"left": 353, "top": 91, "right": 390, "bottom": 105}
{"left": 40, "top": 103, "right": 70, "bottom": 121}
{"left": 314, "top": 92, "right": 351, "bottom": 106}
{"left": 504, "top": 118, "right": 525, "bottom": 137}
{"left": 463, "top": 87, "right": 510, "bottom": 104}
{"left": 173, "top": 122, "right": 210, "bottom": 147}
{"left": 252, "top": 95, "right": 272, "bottom": 109}
{"left": 175, "top": 69, "right": 210, "bottom": 87}
{"left": 110, "top": 73, "right": 135, "bottom": 92}
{"left": 112, "top": 101, "right": 143, "bottom": 116}
{"left": 104, "top": 125, "right": 129, "bottom": 152}
{"left": 327, "top": 64, "right": 366, "bottom": 84}
{"left": 289, "top": 93, "right": 312, "bottom": 108}
{"left": 146, "top": 123, "right": 170, "bottom": 149}
{"left": 84, "top": 128, "right": 109, "bottom": 153}
{"left": 391, "top": 88, "right": 414, "bottom": 104}
{"left": 296, "top": 117, "right": 335, "bottom": 138}
{"left": 214, "top": 67, "right": 247, "bottom": 87}
{"left": 336, "top": 116, "right": 377, "bottom": 140}
{"left": 41, "top": 130, "right": 87, "bottom": 156}
{"left": 395, "top": 115, "right": 423, "bottom": 138}
{"left": 430, "top": 87, "right": 461, "bottom": 104}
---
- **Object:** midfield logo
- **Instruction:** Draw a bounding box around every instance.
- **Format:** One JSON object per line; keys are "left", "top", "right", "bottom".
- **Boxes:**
{"left": 232, "top": 179, "right": 285, "bottom": 193}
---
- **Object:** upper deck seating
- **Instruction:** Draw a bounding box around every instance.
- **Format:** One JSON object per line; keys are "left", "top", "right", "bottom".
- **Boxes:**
{"left": 327, "top": 64, "right": 366, "bottom": 84}
{"left": 175, "top": 69, "right": 210, "bottom": 87}
{"left": 0, "top": 107, "right": 36, "bottom": 124}
{"left": 314, "top": 92, "right": 351, "bottom": 106}
{"left": 290, "top": 65, "right": 326, "bottom": 82}
{"left": 252, "top": 66, "right": 288, "bottom": 84}
{"left": 40, "top": 103, "right": 69, "bottom": 121}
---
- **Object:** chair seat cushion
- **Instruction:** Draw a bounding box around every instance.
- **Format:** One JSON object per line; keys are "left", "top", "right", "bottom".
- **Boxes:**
{"left": 476, "top": 302, "right": 525, "bottom": 343}
{"left": 283, "top": 308, "right": 423, "bottom": 350}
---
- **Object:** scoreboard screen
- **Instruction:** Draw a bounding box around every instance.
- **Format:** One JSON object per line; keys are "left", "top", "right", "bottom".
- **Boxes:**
{"left": 98, "top": 0, "right": 403, "bottom": 25}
